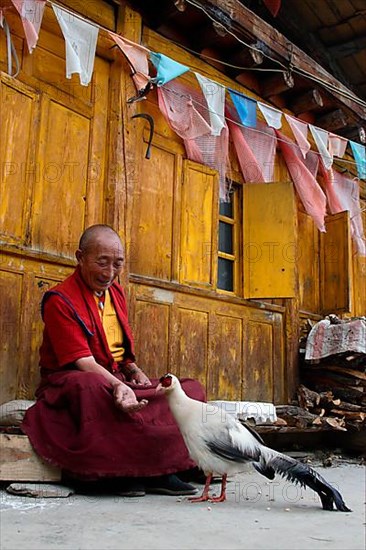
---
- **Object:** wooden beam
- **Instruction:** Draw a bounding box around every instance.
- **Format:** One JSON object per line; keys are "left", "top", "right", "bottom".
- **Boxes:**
{"left": 205, "top": 0, "right": 366, "bottom": 119}
{"left": 327, "top": 35, "right": 366, "bottom": 58}
{"left": 235, "top": 72, "right": 260, "bottom": 95}
{"left": 341, "top": 126, "right": 366, "bottom": 145}
{"left": 230, "top": 45, "right": 264, "bottom": 68}
{"left": 290, "top": 89, "right": 323, "bottom": 115}
{"left": 316, "top": 109, "right": 348, "bottom": 133}
{"left": 261, "top": 71, "right": 294, "bottom": 98}
{"left": 200, "top": 47, "right": 227, "bottom": 72}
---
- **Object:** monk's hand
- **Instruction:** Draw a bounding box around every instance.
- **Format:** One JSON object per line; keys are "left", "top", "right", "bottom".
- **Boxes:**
{"left": 126, "top": 363, "right": 152, "bottom": 387}
{"left": 113, "top": 382, "right": 148, "bottom": 413}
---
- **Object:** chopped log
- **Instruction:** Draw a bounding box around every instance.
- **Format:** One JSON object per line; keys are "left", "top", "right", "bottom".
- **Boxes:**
{"left": 325, "top": 417, "right": 347, "bottom": 431}
{"left": 337, "top": 401, "right": 363, "bottom": 412}
{"left": 330, "top": 410, "right": 366, "bottom": 421}
{"left": 331, "top": 387, "right": 365, "bottom": 405}
{"left": 290, "top": 89, "right": 323, "bottom": 115}
{"left": 275, "top": 405, "right": 320, "bottom": 428}
{"left": 297, "top": 384, "right": 320, "bottom": 410}
{"left": 304, "top": 370, "right": 363, "bottom": 388}
{"left": 320, "top": 365, "right": 366, "bottom": 382}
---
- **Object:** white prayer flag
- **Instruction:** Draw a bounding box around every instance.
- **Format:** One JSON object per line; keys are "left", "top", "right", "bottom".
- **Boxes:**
{"left": 258, "top": 102, "right": 282, "bottom": 129}
{"left": 284, "top": 114, "right": 310, "bottom": 158}
{"left": 53, "top": 5, "right": 98, "bottom": 86}
{"left": 309, "top": 125, "right": 332, "bottom": 169}
{"left": 195, "top": 73, "right": 225, "bottom": 136}
{"left": 328, "top": 133, "right": 348, "bottom": 159}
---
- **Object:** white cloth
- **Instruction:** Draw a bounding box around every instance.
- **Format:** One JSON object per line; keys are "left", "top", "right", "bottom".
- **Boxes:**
{"left": 195, "top": 73, "right": 226, "bottom": 136}
{"left": 328, "top": 133, "right": 348, "bottom": 159}
{"left": 309, "top": 124, "right": 332, "bottom": 169}
{"left": 305, "top": 318, "right": 366, "bottom": 361}
{"left": 258, "top": 102, "right": 282, "bottom": 129}
{"left": 285, "top": 114, "right": 310, "bottom": 158}
{"left": 53, "top": 5, "right": 98, "bottom": 86}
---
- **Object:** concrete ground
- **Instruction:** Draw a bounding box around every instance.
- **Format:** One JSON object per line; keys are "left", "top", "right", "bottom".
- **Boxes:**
{"left": 0, "top": 461, "right": 365, "bottom": 550}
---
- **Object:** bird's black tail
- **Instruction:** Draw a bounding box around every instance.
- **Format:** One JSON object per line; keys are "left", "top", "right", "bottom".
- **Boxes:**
{"left": 255, "top": 448, "right": 351, "bottom": 512}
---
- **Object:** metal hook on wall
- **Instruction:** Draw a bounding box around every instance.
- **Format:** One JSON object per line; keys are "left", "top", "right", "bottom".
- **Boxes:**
{"left": 131, "top": 113, "right": 155, "bottom": 160}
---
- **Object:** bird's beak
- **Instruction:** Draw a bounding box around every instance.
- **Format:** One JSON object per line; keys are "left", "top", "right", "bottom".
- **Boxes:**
{"left": 155, "top": 383, "right": 163, "bottom": 394}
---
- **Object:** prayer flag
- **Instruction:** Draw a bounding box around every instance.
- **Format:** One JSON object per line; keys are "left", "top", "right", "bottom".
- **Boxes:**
{"left": 53, "top": 5, "right": 98, "bottom": 86}
{"left": 150, "top": 52, "right": 189, "bottom": 86}
{"left": 195, "top": 73, "right": 225, "bottom": 136}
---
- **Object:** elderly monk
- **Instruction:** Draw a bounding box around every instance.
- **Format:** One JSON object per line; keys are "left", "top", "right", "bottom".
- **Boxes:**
{"left": 22, "top": 224, "right": 205, "bottom": 496}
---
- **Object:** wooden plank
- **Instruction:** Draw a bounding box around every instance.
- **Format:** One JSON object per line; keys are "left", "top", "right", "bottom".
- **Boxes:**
{"left": 320, "top": 211, "right": 352, "bottom": 314}
{"left": 180, "top": 160, "right": 219, "bottom": 288}
{"left": 0, "top": 434, "right": 61, "bottom": 482}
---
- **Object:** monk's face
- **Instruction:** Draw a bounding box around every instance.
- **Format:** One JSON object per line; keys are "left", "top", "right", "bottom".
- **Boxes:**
{"left": 76, "top": 232, "right": 124, "bottom": 292}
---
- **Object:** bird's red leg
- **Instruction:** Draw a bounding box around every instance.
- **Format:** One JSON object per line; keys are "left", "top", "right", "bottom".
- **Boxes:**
{"left": 188, "top": 473, "right": 212, "bottom": 502}
{"left": 209, "top": 474, "right": 227, "bottom": 503}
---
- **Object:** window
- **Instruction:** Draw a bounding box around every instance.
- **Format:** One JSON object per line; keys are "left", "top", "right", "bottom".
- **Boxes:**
{"left": 217, "top": 184, "right": 240, "bottom": 293}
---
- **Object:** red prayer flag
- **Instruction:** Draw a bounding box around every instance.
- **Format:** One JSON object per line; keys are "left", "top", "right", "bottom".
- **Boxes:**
{"left": 263, "top": 0, "right": 281, "bottom": 17}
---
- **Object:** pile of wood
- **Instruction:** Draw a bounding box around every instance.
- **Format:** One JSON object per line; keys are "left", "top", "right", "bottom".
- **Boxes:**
{"left": 275, "top": 379, "right": 366, "bottom": 433}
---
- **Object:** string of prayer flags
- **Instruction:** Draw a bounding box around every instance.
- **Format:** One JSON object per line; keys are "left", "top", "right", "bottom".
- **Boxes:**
{"left": 53, "top": 4, "right": 98, "bottom": 86}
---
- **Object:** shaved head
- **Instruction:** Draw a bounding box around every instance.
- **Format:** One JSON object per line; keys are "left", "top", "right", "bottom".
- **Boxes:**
{"left": 78, "top": 225, "right": 122, "bottom": 254}
{"left": 76, "top": 225, "right": 124, "bottom": 292}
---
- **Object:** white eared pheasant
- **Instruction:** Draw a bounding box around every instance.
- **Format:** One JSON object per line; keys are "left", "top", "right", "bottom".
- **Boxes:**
{"left": 157, "top": 373, "right": 351, "bottom": 511}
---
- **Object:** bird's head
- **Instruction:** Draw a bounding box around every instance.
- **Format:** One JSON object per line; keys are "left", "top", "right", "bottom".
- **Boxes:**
{"left": 156, "top": 373, "right": 180, "bottom": 394}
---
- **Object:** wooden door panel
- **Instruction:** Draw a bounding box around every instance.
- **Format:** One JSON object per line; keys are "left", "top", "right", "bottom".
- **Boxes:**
{"left": 180, "top": 161, "right": 219, "bottom": 288}
{"left": 0, "top": 271, "right": 23, "bottom": 403}
{"left": 133, "top": 299, "right": 170, "bottom": 380}
{"left": 243, "top": 320, "right": 274, "bottom": 402}
{"left": 298, "top": 210, "right": 320, "bottom": 312}
{"left": 131, "top": 142, "right": 178, "bottom": 279}
{"left": 321, "top": 211, "right": 352, "bottom": 314}
{"left": 207, "top": 314, "right": 243, "bottom": 400}
{"left": 173, "top": 307, "right": 208, "bottom": 388}
{"left": 0, "top": 77, "right": 38, "bottom": 244}
{"left": 31, "top": 98, "right": 90, "bottom": 258}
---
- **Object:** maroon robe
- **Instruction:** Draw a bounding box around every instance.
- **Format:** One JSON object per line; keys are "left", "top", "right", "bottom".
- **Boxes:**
{"left": 21, "top": 269, "right": 205, "bottom": 479}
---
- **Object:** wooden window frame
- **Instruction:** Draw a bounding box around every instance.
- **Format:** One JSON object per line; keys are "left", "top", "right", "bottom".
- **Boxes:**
{"left": 217, "top": 183, "right": 241, "bottom": 296}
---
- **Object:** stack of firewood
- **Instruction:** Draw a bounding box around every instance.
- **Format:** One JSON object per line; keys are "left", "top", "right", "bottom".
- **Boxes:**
{"left": 275, "top": 381, "right": 366, "bottom": 432}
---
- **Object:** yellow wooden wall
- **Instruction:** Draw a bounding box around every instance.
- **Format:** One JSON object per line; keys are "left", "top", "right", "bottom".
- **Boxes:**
{"left": 1, "top": 1, "right": 364, "bottom": 407}
{"left": 0, "top": 1, "right": 119, "bottom": 402}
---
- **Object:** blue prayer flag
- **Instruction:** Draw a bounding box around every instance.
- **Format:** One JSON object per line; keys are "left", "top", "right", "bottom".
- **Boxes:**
{"left": 350, "top": 141, "right": 366, "bottom": 180}
{"left": 150, "top": 52, "right": 189, "bottom": 86}
{"left": 228, "top": 89, "right": 257, "bottom": 128}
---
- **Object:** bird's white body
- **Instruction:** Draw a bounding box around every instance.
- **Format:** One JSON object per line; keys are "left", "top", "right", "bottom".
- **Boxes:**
{"left": 158, "top": 373, "right": 351, "bottom": 510}
{"left": 164, "top": 379, "right": 265, "bottom": 476}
